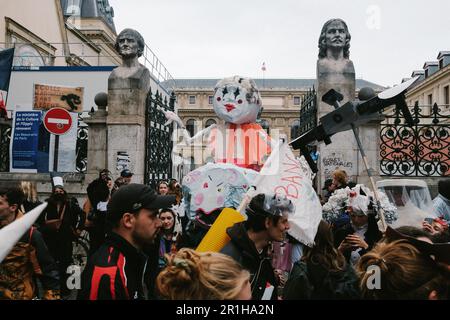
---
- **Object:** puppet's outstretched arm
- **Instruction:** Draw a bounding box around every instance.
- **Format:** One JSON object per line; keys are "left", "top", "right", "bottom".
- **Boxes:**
{"left": 158, "top": 107, "right": 216, "bottom": 145}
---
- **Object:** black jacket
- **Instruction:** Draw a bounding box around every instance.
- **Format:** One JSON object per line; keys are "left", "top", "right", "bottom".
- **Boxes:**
{"left": 283, "top": 260, "right": 360, "bottom": 300}
{"left": 221, "top": 222, "right": 277, "bottom": 300}
{"left": 78, "top": 233, "right": 149, "bottom": 300}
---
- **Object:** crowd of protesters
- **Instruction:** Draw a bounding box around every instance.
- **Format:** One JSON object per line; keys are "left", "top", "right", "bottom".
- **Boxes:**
{"left": 0, "top": 167, "right": 449, "bottom": 300}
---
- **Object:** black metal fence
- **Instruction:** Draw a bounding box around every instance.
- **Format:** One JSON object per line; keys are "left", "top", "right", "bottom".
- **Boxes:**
{"left": 380, "top": 102, "right": 450, "bottom": 177}
{"left": 144, "top": 89, "right": 175, "bottom": 189}
{"left": 299, "top": 87, "right": 317, "bottom": 136}
{"left": 75, "top": 114, "right": 88, "bottom": 173}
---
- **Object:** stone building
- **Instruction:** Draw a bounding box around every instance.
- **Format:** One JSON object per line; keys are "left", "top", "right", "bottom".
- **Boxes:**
{"left": 0, "top": 0, "right": 120, "bottom": 67}
{"left": 405, "top": 51, "right": 450, "bottom": 114}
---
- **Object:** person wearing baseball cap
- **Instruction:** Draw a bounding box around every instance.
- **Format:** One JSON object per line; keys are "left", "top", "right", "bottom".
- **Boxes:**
{"left": 120, "top": 169, "right": 134, "bottom": 185}
{"left": 221, "top": 193, "right": 292, "bottom": 300}
{"left": 78, "top": 184, "right": 176, "bottom": 300}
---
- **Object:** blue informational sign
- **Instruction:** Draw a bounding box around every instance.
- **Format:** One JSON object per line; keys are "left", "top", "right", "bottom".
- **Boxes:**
{"left": 10, "top": 111, "right": 42, "bottom": 172}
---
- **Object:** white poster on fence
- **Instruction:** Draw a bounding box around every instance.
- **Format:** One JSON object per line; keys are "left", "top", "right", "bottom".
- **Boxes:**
{"left": 253, "top": 142, "right": 322, "bottom": 246}
{"left": 56, "top": 112, "right": 78, "bottom": 172}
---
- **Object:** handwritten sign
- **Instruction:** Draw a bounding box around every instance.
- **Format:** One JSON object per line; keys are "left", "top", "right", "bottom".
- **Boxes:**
{"left": 33, "top": 84, "right": 84, "bottom": 112}
{"left": 254, "top": 142, "right": 322, "bottom": 246}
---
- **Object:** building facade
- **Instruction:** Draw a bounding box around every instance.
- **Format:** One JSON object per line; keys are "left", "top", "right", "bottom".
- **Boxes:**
{"left": 0, "top": 0, "right": 120, "bottom": 67}
{"left": 405, "top": 51, "right": 450, "bottom": 115}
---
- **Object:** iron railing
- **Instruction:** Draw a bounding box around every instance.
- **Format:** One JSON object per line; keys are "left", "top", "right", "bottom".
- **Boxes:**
{"left": 380, "top": 102, "right": 450, "bottom": 177}
{"left": 144, "top": 89, "right": 175, "bottom": 189}
{"left": 1, "top": 41, "right": 176, "bottom": 90}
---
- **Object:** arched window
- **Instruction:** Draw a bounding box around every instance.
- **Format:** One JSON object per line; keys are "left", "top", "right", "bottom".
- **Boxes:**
{"left": 186, "top": 119, "right": 196, "bottom": 137}
{"left": 260, "top": 119, "right": 270, "bottom": 135}
{"left": 291, "top": 120, "right": 300, "bottom": 140}
{"left": 14, "top": 45, "right": 45, "bottom": 67}
{"left": 205, "top": 119, "right": 217, "bottom": 128}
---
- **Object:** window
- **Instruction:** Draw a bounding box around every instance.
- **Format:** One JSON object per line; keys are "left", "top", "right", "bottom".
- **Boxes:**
{"left": 440, "top": 59, "right": 444, "bottom": 70}
{"left": 444, "top": 86, "right": 449, "bottom": 105}
{"left": 260, "top": 119, "right": 270, "bottom": 135}
{"left": 428, "top": 94, "right": 433, "bottom": 106}
{"left": 186, "top": 119, "right": 196, "bottom": 137}
{"left": 14, "top": 45, "right": 45, "bottom": 67}
{"left": 293, "top": 96, "right": 301, "bottom": 106}
{"left": 208, "top": 96, "right": 213, "bottom": 105}
{"left": 66, "top": 0, "right": 82, "bottom": 15}
{"left": 291, "top": 120, "right": 300, "bottom": 139}
{"left": 205, "top": 119, "right": 216, "bottom": 128}
{"left": 189, "top": 96, "right": 196, "bottom": 104}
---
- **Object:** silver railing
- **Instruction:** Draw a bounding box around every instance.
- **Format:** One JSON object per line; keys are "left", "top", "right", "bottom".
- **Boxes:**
{"left": 0, "top": 41, "right": 176, "bottom": 90}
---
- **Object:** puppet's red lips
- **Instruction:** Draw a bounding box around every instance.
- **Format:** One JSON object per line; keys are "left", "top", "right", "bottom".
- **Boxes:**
{"left": 225, "top": 104, "right": 235, "bottom": 112}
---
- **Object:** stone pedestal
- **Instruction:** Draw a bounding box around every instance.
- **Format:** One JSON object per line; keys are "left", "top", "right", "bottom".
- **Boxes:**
{"left": 316, "top": 59, "right": 357, "bottom": 189}
{"left": 355, "top": 118, "right": 384, "bottom": 187}
{"left": 106, "top": 68, "right": 150, "bottom": 184}
{"left": 84, "top": 105, "right": 108, "bottom": 184}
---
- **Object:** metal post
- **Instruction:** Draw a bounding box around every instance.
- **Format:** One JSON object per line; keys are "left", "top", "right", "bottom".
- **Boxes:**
{"left": 53, "top": 134, "right": 59, "bottom": 172}
{"left": 331, "top": 100, "right": 387, "bottom": 231}
{"left": 350, "top": 124, "right": 387, "bottom": 231}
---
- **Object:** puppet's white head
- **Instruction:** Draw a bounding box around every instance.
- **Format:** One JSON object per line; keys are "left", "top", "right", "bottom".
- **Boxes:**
{"left": 213, "top": 76, "right": 262, "bottom": 124}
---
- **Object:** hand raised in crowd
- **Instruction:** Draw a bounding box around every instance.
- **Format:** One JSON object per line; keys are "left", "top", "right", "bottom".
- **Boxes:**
{"left": 422, "top": 221, "right": 435, "bottom": 234}
{"left": 345, "top": 234, "right": 369, "bottom": 250}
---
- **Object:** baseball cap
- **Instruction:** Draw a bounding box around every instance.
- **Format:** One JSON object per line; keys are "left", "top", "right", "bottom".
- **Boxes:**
{"left": 121, "top": 169, "right": 133, "bottom": 178}
{"left": 107, "top": 184, "right": 176, "bottom": 224}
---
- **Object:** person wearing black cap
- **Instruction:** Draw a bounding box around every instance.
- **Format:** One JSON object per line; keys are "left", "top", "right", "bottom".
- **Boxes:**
{"left": 120, "top": 169, "right": 134, "bottom": 185}
{"left": 78, "top": 184, "right": 176, "bottom": 300}
{"left": 221, "top": 193, "right": 293, "bottom": 300}
{"left": 321, "top": 178, "right": 336, "bottom": 205}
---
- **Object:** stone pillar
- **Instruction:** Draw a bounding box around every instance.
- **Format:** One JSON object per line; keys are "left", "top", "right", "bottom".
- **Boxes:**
{"left": 316, "top": 59, "right": 357, "bottom": 189}
{"left": 84, "top": 99, "right": 108, "bottom": 184}
{"left": 355, "top": 117, "right": 384, "bottom": 187}
{"left": 106, "top": 72, "right": 149, "bottom": 184}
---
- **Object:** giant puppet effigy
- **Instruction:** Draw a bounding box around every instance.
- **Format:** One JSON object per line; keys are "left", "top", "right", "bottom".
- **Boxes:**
{"left": 160, "top": 76, "right": 323, "bottom": 250}
{"left": 161, "top": 76, "right": 272, "bottom": 219}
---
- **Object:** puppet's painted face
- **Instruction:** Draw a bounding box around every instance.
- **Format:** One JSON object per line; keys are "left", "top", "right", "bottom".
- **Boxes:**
{"left": 213, "top": 83, "right": 261, "bottom": 124}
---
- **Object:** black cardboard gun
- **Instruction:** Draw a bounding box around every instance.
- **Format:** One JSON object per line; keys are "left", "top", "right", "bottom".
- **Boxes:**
{"left": 290, "top": 76, "right": 420, "bottom": 173}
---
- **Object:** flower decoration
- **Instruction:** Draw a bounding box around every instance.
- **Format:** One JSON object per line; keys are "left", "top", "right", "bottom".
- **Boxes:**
{"left": 322, "top": 184, "right": 398, "bottom": 225}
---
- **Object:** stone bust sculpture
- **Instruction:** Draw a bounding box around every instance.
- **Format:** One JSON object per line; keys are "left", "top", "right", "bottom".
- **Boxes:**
{"left": 109, "top": 28, "right": 150, "bottom": 91}
{"left": 317, "top": 19, "right": 354, "bottom": 74}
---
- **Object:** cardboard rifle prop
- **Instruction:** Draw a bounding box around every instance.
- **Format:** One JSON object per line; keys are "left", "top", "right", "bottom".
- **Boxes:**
{"left": 290, "top": 76, "right": 420, "bottom": 231}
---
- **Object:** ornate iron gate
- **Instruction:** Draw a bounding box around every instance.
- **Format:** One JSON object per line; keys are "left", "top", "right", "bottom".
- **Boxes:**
{"left": 76, "top": 114, "right": 88, "bottom": 173}
{"left": 144, "top": 89, "right": 175, "bottom": 189}
{"left": 380, "top": 102, "right": 450, "bottom": 177}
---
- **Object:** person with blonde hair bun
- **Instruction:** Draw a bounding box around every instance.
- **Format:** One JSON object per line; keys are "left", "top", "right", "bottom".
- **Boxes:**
{"left": 356, "top": 240, "right": 449, "bottom": 300}
{"left": 156, "top": 248, "right": 251, "bottom": 300}
{"left": 19, "top": 181, "right": 42, "bottom": 213}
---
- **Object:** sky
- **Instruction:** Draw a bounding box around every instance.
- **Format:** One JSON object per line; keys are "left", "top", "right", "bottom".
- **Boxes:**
{"left": 108, "top": 0, "right": 449, "bottom": 87}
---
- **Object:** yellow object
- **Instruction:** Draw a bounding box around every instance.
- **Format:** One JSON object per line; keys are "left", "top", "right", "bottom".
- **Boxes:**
{"left": 196, "top": 208, "right": 246, "bottom": 253}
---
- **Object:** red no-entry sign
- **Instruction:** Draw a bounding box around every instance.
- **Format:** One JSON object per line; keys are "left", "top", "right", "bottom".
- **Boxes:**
{"left": 44, "top": 107, "right": 73, "bottom": 135}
